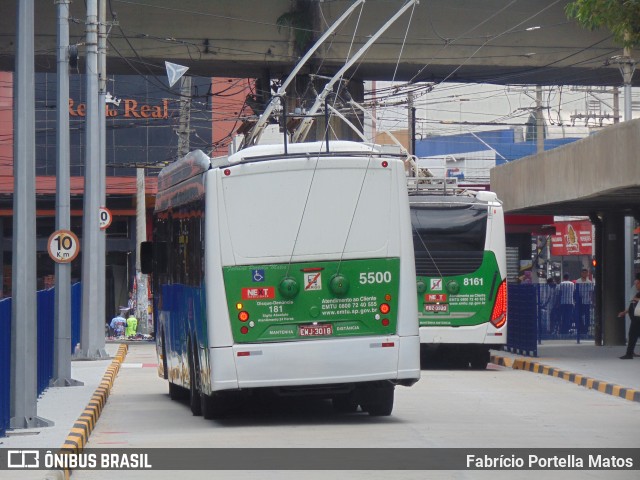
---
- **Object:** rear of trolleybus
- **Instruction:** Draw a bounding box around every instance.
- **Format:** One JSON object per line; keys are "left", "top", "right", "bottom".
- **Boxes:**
{"left": 151, "top": 142, "right": 420, "bottom": 418}
{"left": 409, "top": 190, "right": 507, "bottom": 369}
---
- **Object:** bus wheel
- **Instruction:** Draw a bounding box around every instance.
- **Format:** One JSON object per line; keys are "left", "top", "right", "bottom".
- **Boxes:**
{"left": 201, "top": 392, "right": 231, "bottom": 420}
{"left": 362, "top": 382, "right": 394, "bottom": 416}
{"left": 332, "top": 393, "right": 359, "bottom": 413}
{"left": 188, "top": 344, "right": 202, "bottom": 416}
{"left": 470, "top": 347, "right": 490, "bottom": 370}
{"left": 169, "top": 381, "right": 188, "bottom": 401}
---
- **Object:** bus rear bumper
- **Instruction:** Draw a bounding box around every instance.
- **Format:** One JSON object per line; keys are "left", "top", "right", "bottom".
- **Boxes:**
{"left": 419, "top": 324, "right": 506, "bottom": 345}
{"left": 210, "top": 335, "right": 420, "bottom": 391}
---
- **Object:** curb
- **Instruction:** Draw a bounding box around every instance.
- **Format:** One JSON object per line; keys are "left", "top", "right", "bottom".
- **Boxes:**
{"left": 51, "top": 344, "right": 129, "bottom": 480}
{"left": 491, "top": 354, "right": 640, "bottom": 403}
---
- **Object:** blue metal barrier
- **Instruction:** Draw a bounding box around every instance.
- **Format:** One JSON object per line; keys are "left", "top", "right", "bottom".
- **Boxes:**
{"left": 506, "top": 284, "right": 538, "bottom": 356}
{"left": 0, "top": 283, "right": 83, "bottom": 437}
{"left": 37, "top": 288, "right": 55, "bottom": 396}
{"left": 71, "top": 283, "right": 82, "bottom": 353}
{"left": 0, "top": 297, "right": 11, "bottom": 438}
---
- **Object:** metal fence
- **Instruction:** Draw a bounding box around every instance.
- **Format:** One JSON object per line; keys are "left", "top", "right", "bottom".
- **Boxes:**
{"left": 506, "top": 285, "right": 538, "bottom": 356}
{"left": 0, "top": 297, "right": 11, "bottom": 438}
{"left": 537, "top": 282, "right": 595, "bottom": 342}
{"left": 0, "top": 283, "right": 82, "bottom": 438}
{"left": 505, "top": 283, "right": 595, "bottom": 358}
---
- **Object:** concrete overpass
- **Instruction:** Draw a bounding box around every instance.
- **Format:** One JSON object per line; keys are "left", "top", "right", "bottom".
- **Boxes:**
{"left": 0, "top": 0, "right": 635, "bottom": 86}
{"left": 492, "top": 119, "right": 640, "bottom": 217}
{"left": 491, "top": 119, "right": 640, "bottom": 347}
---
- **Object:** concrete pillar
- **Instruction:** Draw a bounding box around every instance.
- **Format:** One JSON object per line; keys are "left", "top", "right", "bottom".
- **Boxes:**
{"left": 602, "top": 213, "right": 626, "bottom": 346}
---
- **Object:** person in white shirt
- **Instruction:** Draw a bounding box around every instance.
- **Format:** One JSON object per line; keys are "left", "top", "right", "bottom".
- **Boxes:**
{"left": 618, "top": 273, "right": 640, "bottom": 359}
{"left": 558, "top": 273, "right": 575, "bottom": 334}
{"left": 574, "top": 268, "right": 594, "bottom": 335}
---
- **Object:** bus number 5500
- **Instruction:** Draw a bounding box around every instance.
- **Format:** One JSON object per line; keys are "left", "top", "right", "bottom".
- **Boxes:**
{"left": 359, "top": 271, "right": 392, "bottom": 284}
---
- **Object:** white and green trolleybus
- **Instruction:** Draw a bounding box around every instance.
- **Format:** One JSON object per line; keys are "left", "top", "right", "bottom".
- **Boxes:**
{"left": 142, "top": 141, "right": 420, "bottom": 418}
{"left": 408, "top": 181, "right": 507, "bottom": 369}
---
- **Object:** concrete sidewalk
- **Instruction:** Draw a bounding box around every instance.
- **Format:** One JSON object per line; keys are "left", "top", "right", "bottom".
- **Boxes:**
{"left": 491, "top": 340, "right": 640, "bottom": 402}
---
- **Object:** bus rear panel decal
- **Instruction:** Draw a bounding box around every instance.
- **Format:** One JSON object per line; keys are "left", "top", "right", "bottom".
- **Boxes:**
{"left": 224, "top": 258, "right": 400, "bottom": 342}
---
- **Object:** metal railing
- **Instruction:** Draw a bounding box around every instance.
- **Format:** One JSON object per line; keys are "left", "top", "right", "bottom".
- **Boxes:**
{"left": 505, "top": 283, "right": 595, "bottom": 358}
{"left": 0, "top": 283, "right": 82, "bottom": 437}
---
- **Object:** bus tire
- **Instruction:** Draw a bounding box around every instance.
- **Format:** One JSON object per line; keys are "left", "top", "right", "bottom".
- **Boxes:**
{"left": 332, "top": 393, "right": 359, "bottom": 413}
{"left": 169, "top": 381, "right": 188, "bottom": 401}
{"left": 188, "top": 343, "right": 202, "bottom": 416}
{"left": 470, "top": 347, "right": 490, "bottom": 370}
{"left": 201, "top": 392, "right": 231, "bottom": 420}
{"left": 362, "top": 382, "right": 394, "bottom": 416}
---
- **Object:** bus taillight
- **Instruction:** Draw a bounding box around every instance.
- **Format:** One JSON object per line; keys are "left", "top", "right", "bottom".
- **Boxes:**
{"left": 379, "top": 303, "right": 390, "bottom": 314}
{"left": 238, "top": 311, "right": 249, "bottom": 322}
{"left": 490, "top": 280, "right": 507, "bottom": 329}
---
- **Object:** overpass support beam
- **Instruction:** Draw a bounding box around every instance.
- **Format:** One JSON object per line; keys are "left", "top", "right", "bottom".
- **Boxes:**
{"left": 602, "top": 213, "right": 627, "bottom": 346}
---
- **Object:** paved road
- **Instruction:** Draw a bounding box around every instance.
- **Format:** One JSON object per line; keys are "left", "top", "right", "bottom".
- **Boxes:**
{"left": 69, "top": 343, "right": 640, "bottom": 480}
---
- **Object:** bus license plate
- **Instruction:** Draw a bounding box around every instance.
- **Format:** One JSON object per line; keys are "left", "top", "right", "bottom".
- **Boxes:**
{"left": 424, "top": 304, "right": 448, "bottom": 313}
{"left": 299, "top": 324, "right": 333, "bottom": 337}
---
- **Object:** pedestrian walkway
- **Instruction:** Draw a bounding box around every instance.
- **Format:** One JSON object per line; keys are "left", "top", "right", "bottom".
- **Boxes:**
{"left": 492, "top": 340, "right": 640, "bottom": 402}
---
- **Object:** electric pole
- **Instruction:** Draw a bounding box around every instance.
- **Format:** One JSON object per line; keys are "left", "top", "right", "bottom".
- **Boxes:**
{"left": 51, "top": 0, "right": 81, "bottom": 387}
{"left": 79, "top": 0, "right": 108, "bottom": 359}
{"left": 11, "top": 0, "right": 52, "bottom": 429}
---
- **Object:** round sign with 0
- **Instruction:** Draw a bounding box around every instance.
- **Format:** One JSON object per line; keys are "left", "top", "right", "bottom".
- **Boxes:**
{"left": 48, "top": 230, "right": 80, "bottom": 263}
{"left": 99, "top": 207, "right": 112, "bottom": 230}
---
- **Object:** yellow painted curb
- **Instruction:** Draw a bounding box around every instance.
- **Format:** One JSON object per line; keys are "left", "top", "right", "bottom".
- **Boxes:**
{"left": 57, "top": 344, "right": 128, "bottom": 477}
{"left": 491, "top": 352, "right": 640, "bottom": 404}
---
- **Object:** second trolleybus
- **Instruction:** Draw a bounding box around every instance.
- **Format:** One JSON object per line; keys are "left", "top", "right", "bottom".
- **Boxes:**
{"left": 408, "top": 180, "right": 507, "bottom": 369}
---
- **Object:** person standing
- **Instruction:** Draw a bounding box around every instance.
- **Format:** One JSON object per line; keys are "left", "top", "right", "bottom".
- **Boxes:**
{"left": 127, "top": 291, "right": 136, "bottom": 315}
{"left": 540, "top": 277, "right": 559, "bottom": 335}
{"left": 618, "top": 273, "right": 640, "bottom": 359}
{"left": 574, "top": 268, "right": 594, "bottom": 336}
{"left": 558, "top": 273, "right": 575, "bottom": 335}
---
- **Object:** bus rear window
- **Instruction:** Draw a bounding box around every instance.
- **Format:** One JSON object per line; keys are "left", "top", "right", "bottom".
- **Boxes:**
{"left": 411, "top": 204, "right": 487, "bottom": 276}
{"left": 221, "top": 163, "right": 392, "bottom": 261}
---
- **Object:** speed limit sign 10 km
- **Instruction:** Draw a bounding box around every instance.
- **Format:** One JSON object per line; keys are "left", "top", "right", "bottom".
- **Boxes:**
{"left": 48, "top": 230, "right": 80, "bottom": 263}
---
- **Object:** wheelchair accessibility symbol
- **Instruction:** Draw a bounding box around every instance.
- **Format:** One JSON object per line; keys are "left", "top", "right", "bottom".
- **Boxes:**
{"left": 252, "top": 269, "right": 265, "bottom": 282}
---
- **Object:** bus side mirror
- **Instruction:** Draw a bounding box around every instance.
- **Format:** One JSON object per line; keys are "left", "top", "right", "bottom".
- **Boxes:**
{"left": 141, "top": 242, "right": 153, "bottom": 275}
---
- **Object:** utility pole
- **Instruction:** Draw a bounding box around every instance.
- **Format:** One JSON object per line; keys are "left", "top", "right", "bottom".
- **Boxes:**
{"left": 135, "top": 169, "right": 149, "bottom": 334}
{"left": 10, "top": 0, "right": 52, "bottom": 429}
{"left": 177, "top": 76, "right": 192, "bottom": 157}
{"left": 97, "top": 0, "right": 107, "bottom": 342}
{"left": 613, "top": 86, "right": 620, "bottom": 124}
{"left": 408, "top": 91, "right": 415, "bottom": 157}
{"left": 51, "top": 0, "right": 81, "bottom": 387}
{"left": 535, "top": 85, "right": 544, "bottom": 154}
{"left": 80, "top": 0, "right": 108, "bottom": 359}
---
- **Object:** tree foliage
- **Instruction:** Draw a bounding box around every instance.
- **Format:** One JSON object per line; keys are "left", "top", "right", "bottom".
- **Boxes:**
{"left": 565, "top": 0, "right": 640, "bottom": 48}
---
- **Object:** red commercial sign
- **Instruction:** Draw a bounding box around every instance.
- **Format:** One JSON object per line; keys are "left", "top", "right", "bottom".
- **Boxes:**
{"left": 550, "top": 221, "right": 593, "bottom": 256}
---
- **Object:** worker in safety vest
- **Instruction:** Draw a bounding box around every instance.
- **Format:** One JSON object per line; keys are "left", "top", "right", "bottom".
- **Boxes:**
{"left": 126, "top": 313, "right": 138, "bottom": 337}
